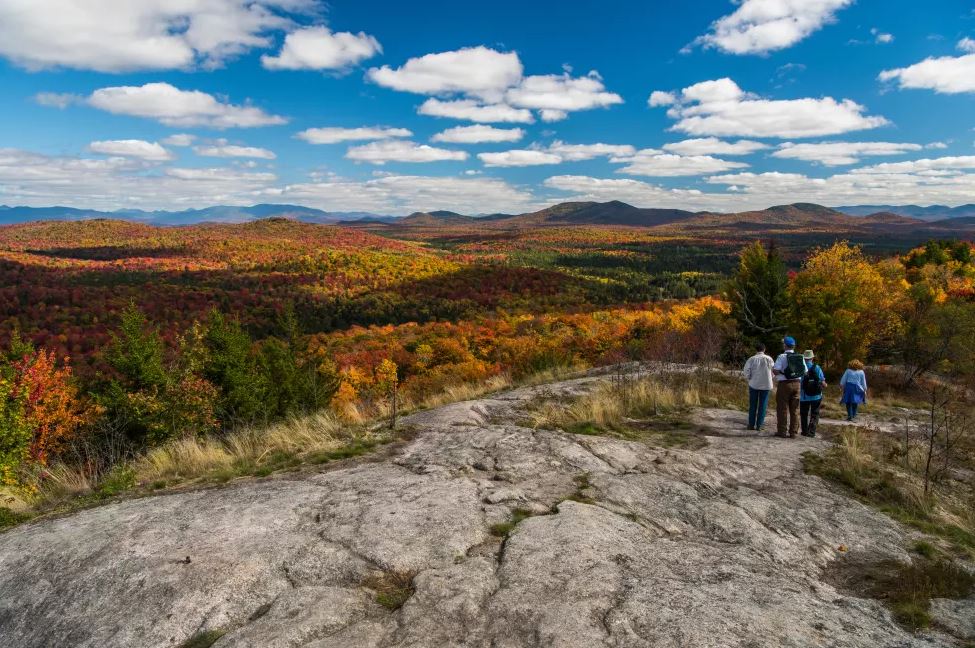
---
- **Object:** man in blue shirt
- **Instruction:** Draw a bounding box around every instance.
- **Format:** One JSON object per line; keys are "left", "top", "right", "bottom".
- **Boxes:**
{"left": 799, "top": 349, "right": 827, "bottom": 438}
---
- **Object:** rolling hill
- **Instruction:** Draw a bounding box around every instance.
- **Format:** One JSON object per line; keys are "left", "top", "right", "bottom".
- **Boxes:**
{"left": 835, "top": 204, "right": 975, "bottom": 221}
{"left": 0, "top": 204, "right": 386, "bottom": 226}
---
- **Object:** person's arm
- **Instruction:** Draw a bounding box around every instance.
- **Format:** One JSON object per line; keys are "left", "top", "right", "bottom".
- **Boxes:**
{"left": 772, "top": 355, "right": 784, "bottom": 376}
{"left": 818, "top": 366, "right": 827, "bottom": 387}
{"left": 839, "top": 370, "right": 848, "bottom": 387}
{"left": 743, "top": 358, "right": 752, "bottom": 380}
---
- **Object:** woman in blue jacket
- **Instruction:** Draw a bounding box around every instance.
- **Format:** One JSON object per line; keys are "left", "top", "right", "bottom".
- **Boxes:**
{"left": 839, "top": 359, "right": 868, "bottom": 421}
{"left": 799, "top": 350, "right": 826, "bottom": 437}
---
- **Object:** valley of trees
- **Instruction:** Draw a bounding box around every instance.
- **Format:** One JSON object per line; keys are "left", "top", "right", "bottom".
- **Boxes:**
{"left": 1, "top": 215, "right": 973, "bottom": 506}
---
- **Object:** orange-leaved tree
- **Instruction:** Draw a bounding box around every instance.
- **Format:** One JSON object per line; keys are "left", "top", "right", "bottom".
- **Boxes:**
{"left": 787, "top": 242, "right": 895, "bottom": 369}
{"left": 1, "top": 337, "right": 94, "bottom": 484}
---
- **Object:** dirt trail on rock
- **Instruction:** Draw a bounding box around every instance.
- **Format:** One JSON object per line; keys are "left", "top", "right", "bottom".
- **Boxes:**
{"left": 0, "top": 369, "right": 968, "bottom": 647}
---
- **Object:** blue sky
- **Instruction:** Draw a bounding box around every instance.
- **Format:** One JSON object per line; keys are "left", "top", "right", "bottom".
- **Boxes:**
{"left": 1, "top": 0, "right": 974, "bottom": 214}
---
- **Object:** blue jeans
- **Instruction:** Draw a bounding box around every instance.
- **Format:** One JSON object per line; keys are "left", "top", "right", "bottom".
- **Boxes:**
{"left": 846, "top": 402, "right": 859, "bottom": 419}
{"left": 748, "top": 388, "right": 771, "bottom": 429}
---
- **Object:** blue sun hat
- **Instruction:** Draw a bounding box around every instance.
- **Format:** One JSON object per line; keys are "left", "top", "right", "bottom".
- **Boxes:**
{"left": 783, "top": 336, "right": 796, "bottom": 347}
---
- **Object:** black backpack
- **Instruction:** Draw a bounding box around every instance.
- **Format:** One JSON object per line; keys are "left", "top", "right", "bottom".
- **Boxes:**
{"left": 783, "top": 352, "right": 806, "bottom": 380}
{"left": 802, "top": 364, "right": 823, "bottom": 397}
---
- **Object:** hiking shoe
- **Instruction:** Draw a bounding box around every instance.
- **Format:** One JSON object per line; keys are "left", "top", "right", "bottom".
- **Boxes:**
{"left": 746, "top": 426, "right": 755, "bottom": 431}
{"left": 801, "top": 432, "right": 816, "bottom": 438}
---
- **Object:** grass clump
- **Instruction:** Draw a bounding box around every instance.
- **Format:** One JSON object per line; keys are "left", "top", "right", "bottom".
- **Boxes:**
{"left": 362, "top": 570, "right": 417, "bottom": 610}
{"left": 178, "top": 629, "right": 226, "bottom": 648}
{"left": 825, "top": 555, "right": 975, "bottom": 631}
{"left": 911, "top": 540, "right": 939, "bottom": 560}
{"left": 803, "top": 426, "right": 975, "bottom": 555}
{"left": 489, "top": 507, "right": 534, "bottom": 537}
{"left": 529, "top": 372, "right": 713, "bottom": 449}
{"left": 567, "top": 473, "right": 595, "bottom": 504}
{"left": 0, "top": 507, "right": 33, "bottom": 530}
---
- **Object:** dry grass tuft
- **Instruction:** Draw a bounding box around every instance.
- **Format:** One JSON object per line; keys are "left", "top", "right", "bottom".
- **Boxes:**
{"left": 362, "top": 570, "right": 417, "bottom": 610}
{"left": 419, "top": 374, "right": 512, "bottom": 410}
{"left": 135, "top": 410, "right": 351, "bottom": 482}
{"left": 530, "top": 377, "right": 699, "bottom": 431}
{"left": 805, "top": 426, "right": 974, "bottom": 554}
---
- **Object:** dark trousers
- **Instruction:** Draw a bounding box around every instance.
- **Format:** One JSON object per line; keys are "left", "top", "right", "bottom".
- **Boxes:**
{"left": 748, "top": 388, "right": 770, "bottom": 429}
{"left": 846, "top": 402, "right": 859, "bottom": 419}
{"left": 776, "top": 381, "right": 801, "bottom": 436}
{"left": 800, "top": 400, "right": 821, "bottom": 437}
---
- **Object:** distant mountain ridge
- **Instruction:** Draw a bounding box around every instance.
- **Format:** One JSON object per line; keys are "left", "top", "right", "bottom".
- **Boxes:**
{"left": 0, "top": 204, "right": 388, "bottom": 226}
{"left": 835, "top": 204, "right": 975, "bottom": 221}
{"left": 4, "top": 201, "right": 975, "bottom": 230}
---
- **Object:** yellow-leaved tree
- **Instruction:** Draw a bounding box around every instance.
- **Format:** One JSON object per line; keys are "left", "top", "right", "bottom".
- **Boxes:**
{"left": 787, "top": 242, "right": 895, "bottom": 369}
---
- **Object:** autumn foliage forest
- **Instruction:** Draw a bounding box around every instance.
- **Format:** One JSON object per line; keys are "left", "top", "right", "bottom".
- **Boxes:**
{"left": 1, "top": 214, "right": 974, "bottom": 493}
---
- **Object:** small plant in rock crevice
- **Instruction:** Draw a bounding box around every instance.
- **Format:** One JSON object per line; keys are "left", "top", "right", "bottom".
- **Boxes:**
{"left": 362, "top": 569, "right": 417, "bottom": 611}
{"left": 178, "top": 629, "right": 226, "bottom": 648}
{"left": 489, "top": 507, "right": 535, "bottom": 537}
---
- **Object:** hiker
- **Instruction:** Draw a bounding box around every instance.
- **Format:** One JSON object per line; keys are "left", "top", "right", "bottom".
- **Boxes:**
{"left": 772, "top": 336, "right": 804, "bottom": 438}
{"left": 742, "top": 342, "right": 774, "bottom": 431}
{"left": 799, "top": 350, "right": 826, "bottom": 437}
{"left": 839, "top": 359, "right": 867, "bottom": 421}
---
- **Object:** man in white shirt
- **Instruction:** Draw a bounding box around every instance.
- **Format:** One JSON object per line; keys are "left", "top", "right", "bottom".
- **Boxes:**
{"left": 772, "top": 336, "right": 803, "bottom": 438}
{"left": 742, "top": 343, "right": 774, "bottom": 431}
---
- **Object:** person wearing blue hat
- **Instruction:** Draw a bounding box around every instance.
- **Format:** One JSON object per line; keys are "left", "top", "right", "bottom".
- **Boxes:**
{"left": 772, "top": 336, "right": 805, "bottom": 437}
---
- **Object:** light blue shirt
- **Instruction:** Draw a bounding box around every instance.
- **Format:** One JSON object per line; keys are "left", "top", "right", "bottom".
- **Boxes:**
{"left": 800, "top": 360, "right": 825, "bottom": 402}
{"left": 839, "top": 369, "right": 867, "bottom": 393}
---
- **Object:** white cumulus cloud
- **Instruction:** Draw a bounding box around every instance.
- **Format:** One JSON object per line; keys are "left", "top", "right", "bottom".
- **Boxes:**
{"left": 0, "top": 147, "right": 278, "bottom": 210}
{"left": 371, "top": 47, "right": 620, "bottom": 122}
{"left": 662, "top": 137, "right": 768, "bottom": 156}
{"left": 88, "top": 139, "right": 174, "bottom": 161}
{"left": 648, "top": 91, "right": 677, "bottom": 107}
{"left": 505, "top": 71, "right": 623, "bottom": 117}
{"left": 546, "top": 142, "right": 636, "bottom": 161}
{"left": 261, "top": 26, "right": 381, "bottom": 70}
{"left": 295, "top": 126, "right": 412, "bottom": 144}
{"left": 431, "top": 125, "right": 524, "bottom": 144}
{"left": 161, "top": 134, "right": 197, "bottom": 147}
{"left": 693, "top": 0, "right": 853, "bottom": 55}
{"left": 87, "top": 82, "right": 287, "bottom": 128}
{"left": 0, "top": 0, "right": 313, "bottom": 72}
{"left": 879, "top": 50, "right": 975, "bottom": 94}
{"left": 272, "top": 174, "right": 539, "bottom": 214}
{"left": 478, "top": 150, "right": 563, "bottom": 167}
{"left": 543, "top": 175, "right": 715, "bottom": 210}
{"left": 651, "top": 78, "right": 888, "bottom": 138}
{"left": 34, "top": 92, "right": 81, "bottom": 109}
{"left": 612, "top": 151, "right": 748, "bottom": 177}
{"left": 418, "top": 99, "right": 535, "bottom": 123}
{"left": 194, "top": 142, "right": 276, "bottom": 159}
{"left": 772, "top": 141, "right": 923, "bottom": 165}
{"left": 345, "top": 140, "right": 468, "bottom": 164}
{"left": 872, "top": 29, "right": 894, "bottom": 44}
{"left": 367, "top": 46, "right": 523, "bottom": 100}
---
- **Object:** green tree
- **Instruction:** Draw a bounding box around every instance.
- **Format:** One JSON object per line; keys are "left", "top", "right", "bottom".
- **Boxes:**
{"left": 102, "top": 307, "right": 219, "bottom": 445}
{"left": 725, "top": 241, "right": 790, "bottom": 351}
{"left": 202, "top": 310, "right": 269, "bottom": 425}
{"left": 105, "top": 305, "right": 167, "bottom": 391}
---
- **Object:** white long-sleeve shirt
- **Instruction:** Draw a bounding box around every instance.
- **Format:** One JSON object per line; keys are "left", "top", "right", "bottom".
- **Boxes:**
{"left": 743, "top": 353, "right": 774, "bottom": 390}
